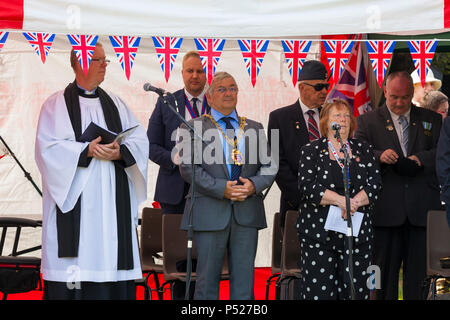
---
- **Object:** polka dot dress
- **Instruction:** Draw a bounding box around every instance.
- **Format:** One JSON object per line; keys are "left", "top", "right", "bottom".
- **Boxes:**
{"left": 296, "top": 138, "right": 382, "bottom": 300}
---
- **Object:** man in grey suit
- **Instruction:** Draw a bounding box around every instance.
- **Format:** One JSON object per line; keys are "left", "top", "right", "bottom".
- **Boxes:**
{"left": 177, "top": 71, "right": 277, "bottom": 300}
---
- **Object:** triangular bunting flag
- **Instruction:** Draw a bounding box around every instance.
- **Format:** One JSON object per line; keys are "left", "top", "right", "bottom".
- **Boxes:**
{"left": 237, "top": 39, "right": 270, "bottom": 87}
{"left": 407, "top": 40, "right": 438, "bottom": 88}
{"left": 281, "top": 40, "right": 312, "bottom": 87}
{"left": 322, "top": 40, "right": 355, "bottom": 84}
{"left": 67, "top": 34, "right": 99, "bottom": 75}
{"left": 194, "top": 38, "right": 226, "bottom": 85}
{"left": 0, "top": 31, "right": 8, "bottom": 51}
{"left": 365, "top": 40, "right": 396, "bottom": 87}
{"left": 152, "top": 36, "right": 183, "bottom": 83}
{"left": 109, "top": 35, "right": 141, "bottom": 80}
{"left": 23, "top": 32, "right": 55, "bottom": 64}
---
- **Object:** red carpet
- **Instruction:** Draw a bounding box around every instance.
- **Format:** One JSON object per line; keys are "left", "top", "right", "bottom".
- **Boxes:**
{"left": 1, "top": 267, "right": 276, "bottom": 300}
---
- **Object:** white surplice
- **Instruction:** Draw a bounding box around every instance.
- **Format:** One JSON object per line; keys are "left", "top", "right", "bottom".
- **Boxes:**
{"left": 35, "top": 90, "right": 148, "bottom": 283}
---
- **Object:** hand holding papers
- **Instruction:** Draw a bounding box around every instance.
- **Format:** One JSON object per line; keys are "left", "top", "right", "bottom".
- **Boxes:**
{"left": 79, "top": 122, "right": 138, "bottom": 144}
{"left": 324, "top": 205, "right": 364, "bottom": 237}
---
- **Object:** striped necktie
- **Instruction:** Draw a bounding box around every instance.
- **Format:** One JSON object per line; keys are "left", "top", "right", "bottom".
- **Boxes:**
{"left": 192, "top": 97, "right": 200, "bottom": 118}
{"left": 221, "top": 117, "right": 241, "bottom": 182}
{"left": 307, "top": 109, "right": 320, "bottom": 141}
{"left": 398, "top": 115, "right": 409, "bottom": 154}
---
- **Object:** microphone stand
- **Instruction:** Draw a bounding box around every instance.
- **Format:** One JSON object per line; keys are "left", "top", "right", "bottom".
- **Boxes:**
{"left": 0, "top": 135, "right": 42, "bottom": 196}
{"left": 153, "top": 92, "right": 205, "bottom": 300}
{"left": 334, "top": 128, "right": 356, "bottom": 300}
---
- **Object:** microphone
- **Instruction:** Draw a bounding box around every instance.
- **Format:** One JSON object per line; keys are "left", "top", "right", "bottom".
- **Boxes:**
{"left": 143, "top": 83, "right": 166, "bottom": 96}
{"left": 330, "top": 122, "right": 341, "bottom": 131}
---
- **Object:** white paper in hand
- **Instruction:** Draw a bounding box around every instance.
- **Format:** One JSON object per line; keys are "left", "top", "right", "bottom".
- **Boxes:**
{"left": 324, "top": 205, "right": 364, "bottom": 237}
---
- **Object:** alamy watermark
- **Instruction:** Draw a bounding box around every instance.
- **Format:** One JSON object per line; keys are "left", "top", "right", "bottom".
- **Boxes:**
{"left": 172, "top": 125, "right": 279, "bottom": 176}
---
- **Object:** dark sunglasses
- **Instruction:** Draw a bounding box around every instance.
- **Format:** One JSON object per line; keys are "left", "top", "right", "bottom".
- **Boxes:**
{"left": 303, "top": 82, "right": 330, "bottom": 91}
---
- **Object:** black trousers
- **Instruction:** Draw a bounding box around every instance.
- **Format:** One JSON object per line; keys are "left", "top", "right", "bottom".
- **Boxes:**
{"left": 43, "top": 280, "right": 136, "bottom": 300}
{"left": 373, "top": 220, "right": 427, "bottom": 300}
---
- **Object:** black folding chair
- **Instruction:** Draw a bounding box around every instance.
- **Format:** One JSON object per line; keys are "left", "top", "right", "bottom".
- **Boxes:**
{"left": 0, "top": 217, "right": 42, "bottom": 300}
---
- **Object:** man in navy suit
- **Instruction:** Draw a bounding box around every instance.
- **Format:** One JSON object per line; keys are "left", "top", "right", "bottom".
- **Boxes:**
{"left": 147, "top": 51, "right": 209, "bottom": 214}
{"left": 147, "top": 51, "right": 209, "bottom": 299}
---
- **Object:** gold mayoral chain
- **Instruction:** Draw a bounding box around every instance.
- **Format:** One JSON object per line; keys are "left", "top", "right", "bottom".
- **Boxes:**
{"left": 205, "top": 114, "right": 246, "bottom": 166}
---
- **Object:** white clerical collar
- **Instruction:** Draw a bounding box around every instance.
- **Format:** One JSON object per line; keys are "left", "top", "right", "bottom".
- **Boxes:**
{"left": 184, "top": 87, "right": 206, "bottom": 104}
{"left": 298, "top": 97, "right": 320, "bottom": 115}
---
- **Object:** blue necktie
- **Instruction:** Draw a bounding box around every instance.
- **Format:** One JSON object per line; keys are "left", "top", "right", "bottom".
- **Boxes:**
{"left": 192, "top": 98, "right": 200, "bottom": 118}
{"left": 221, "top": 117, "right": 241, "bottom": 182}
{"left": 398, "top": 115, "right": 409, "bottom": 154}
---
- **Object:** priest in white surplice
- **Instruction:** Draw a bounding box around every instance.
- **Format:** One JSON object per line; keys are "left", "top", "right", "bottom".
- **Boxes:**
{"left": 35, "top": 43, "right": 148, "bottom": 299}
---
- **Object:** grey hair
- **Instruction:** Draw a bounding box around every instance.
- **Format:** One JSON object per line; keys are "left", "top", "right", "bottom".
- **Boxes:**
{"left": 423, "top": 91, "right": 448, "bottom": 112}
{"left": 386, "top": 70, "right": 414, "bottom": 89}
{"left": 207, "top": 71, "right": 235, "bottom": 95}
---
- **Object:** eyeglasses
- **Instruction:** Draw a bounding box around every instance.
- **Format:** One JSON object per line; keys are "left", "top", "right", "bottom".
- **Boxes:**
{"left": 303, "top": 82, "right": 330, "bottom": 91}
{"left": 91, "top": 58, "right": 110, "bottom": 65}
{"left": 216, "top": 87, "right": 238, "bottom": 94}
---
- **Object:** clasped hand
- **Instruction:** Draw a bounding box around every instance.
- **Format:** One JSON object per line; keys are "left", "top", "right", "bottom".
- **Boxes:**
{"left": 224, "top": 177, "right": 256, "bottom": 201}
{"left": 88, "top": 136, "right": 122, "bottom": 161}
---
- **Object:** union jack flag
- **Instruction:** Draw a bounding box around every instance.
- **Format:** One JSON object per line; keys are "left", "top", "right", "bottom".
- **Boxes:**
{"left": 407, "top": 40, "right": 438, "bottom": 88}
{"left": 194, "top": 38, "right": 226, "bottom": 85}
{"left": 327, "top": 41, "right": 371, "bottom": 117}
{"left": 152, "top": 36, "right": 183, "bottom": 83}
{"left": 238, "top": 39, "right": 270, "bottom": 87}
{"left": 365, "top": 40, "right": 396, "bottom": 88}
{"left": 23, "top": 32, "right": 55, "bottom": 64}
{"left": 0, "top": 32, "right": 8, "bottom": 51}
{"left": 67, "top": 34, "right": 99, "bottom": 75}
{"left": 281, "top": 40, "right": 312, "bottom": 87}
{"left": 323, "top": 40, "right": 355, "bottom": 84}
{"left": 109, "top": 35, "right": 141, "bottom": 80}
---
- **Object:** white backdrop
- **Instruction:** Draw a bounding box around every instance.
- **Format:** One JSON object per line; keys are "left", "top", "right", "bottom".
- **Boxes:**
{"left": 0, "top": 32, "right": 325, "bottom": 266}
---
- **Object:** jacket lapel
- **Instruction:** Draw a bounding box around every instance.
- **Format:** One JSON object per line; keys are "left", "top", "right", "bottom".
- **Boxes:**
{"left": 380, "top": 105, "right": 403, "bottom": 155}
{"left": 407, "top": 105, "right": 419, "bottom": 156}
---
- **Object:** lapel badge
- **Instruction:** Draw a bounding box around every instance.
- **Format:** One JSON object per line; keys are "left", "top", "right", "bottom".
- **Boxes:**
{"left": 295, "top": 121, "right": 300, "bottom": 130}
{"left": 386, "top": 124, "right": 394, "bottom": 131}
{"left": 355, "top": 156, "right": 360, "bottom": 163}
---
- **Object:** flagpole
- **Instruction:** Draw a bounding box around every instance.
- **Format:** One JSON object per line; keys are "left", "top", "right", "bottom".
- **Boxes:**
{"left": 0, "top": 135, "right": 42, "bottom": 196}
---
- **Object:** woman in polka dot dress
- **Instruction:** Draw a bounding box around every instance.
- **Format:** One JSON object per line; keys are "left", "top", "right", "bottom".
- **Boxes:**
{"left": 297, "top": 99, "right": 382, "bottom": 300}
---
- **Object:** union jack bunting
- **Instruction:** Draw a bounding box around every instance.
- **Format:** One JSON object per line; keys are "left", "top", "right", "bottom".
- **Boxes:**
{"left": 23, "top": 32, "right": 55, "bottom": 64}
{"left": 67, "top": 34, "right": 99, "bottom": 75}
{"left": 407, "top": 40, "right": 438, "bottom": 88}
{"left": 0, "top": 31, "right": 8, "bottom": 51}
{"left": 237, "top": 39, "right": 270, "bottom": 87}
{"left": 327, "top": 41, "right": 371, "bottom": 117}
{"left": 109, "top": 35, "right": 141, "bottom": 80}
{"left": 194, "top": 38, "right": 226, "bottom": 85}
{"left": 322, "top": 40, "right": 355, "bottom": 84}
{"left": 152, "top": 36, "right": 183, "bottom": 82}
{"left": 365, "top": 40, "right": 396, "bottom": 87}
{"left": 281, "top": 40, "right": 312, "bottom": 87}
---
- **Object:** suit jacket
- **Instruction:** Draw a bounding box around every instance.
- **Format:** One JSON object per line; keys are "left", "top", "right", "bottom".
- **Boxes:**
{"left": 354, "top": 104, "right": 442, "bottom": 227}
{"left": 297, "top": 138, "right": 382, "bottom": 245}
{"left": 436, "top": 116, "right": 450, "bottom": 203}
{"left": 267, "top": 100, "right": 313, "bottom": 225}
{"left": 147, "top": 89, "right": 210, "bottom": 205}
{"left": 179, "top": 115, "right": 277, "bottom": 231}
